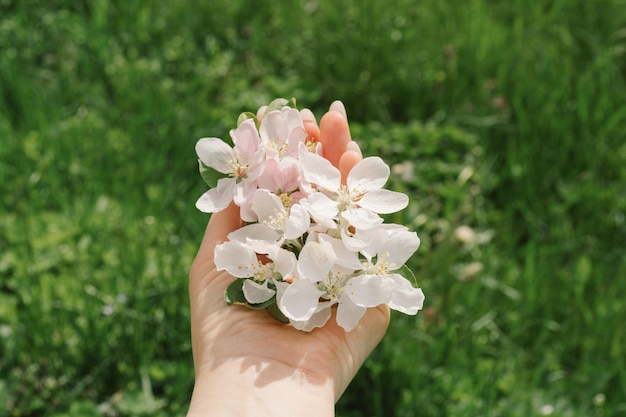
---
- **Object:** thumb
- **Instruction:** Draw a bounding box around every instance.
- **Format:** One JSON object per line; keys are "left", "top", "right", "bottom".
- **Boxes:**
{"left": 190, "top": 203, "right": 242, "bottom": 285}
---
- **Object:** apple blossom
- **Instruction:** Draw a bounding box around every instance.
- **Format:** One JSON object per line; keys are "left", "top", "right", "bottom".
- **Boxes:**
{"left": 195, "top": 98, "right": 425, "bottom": 332}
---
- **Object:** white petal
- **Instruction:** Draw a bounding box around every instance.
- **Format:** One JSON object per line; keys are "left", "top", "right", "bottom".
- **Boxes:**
{"left": 290, "top": 302, "right": 332, "bottom": 332}
{"left": 251, "top": 189, "right": 284, "bottom": 224}
{"left": 195, "top": 178, "right": 236, "bottom": 213}
{"left": 388, "top": 274, "right": 425, "bottom": 315}
{"left": 385, "top": 230, "right": 420, "bottom": 268}
{"left": 340, "top": 227, "right": 372, "bottom": 252}
{"left": 278, "top": 279, "right": 324, "bottom": 321}
{"left": 317, "top": 234, "right": 362, "bottom": 271}
{"left": 195, "top": 138, "right": 234, "bottom": 174}
{"left": 357, "top": 224, "right": 406, "bottom": 259}
{"left": 347, "top": 157, "right": 389, "bottom": 191}
{"left": 336, "top": 296, "right": 367, "bottom": 332}
{"left": 298, "top": 240, "right": 336, "bottom": 282}
{"left": 268, "top": 247, "right": 297, "bottom": 279}
{"left": 300, "top": 192, "right": 338, "bottom": 229}
{"left": 345, "top": 275, "right": 394, "bottom": 307}
{"left": 243, "top": 280, "right": 276, "bottom": 304}
{"left": 359, "top": 189, "right": 409, "bottom": 214}
{"left": 214, "top": 241, "right": 258, "bottom": 278}
{"left": 227, "top": 223, "right": 280, "bottom": 244}
{"left": 341, "top": 206, "right": 383, "bottom": 229}
{"left": 284, "top": 204, "right": 310, "bottom": 240}
{"left": 301, "top": 153, "right": 341, "bottom": 192}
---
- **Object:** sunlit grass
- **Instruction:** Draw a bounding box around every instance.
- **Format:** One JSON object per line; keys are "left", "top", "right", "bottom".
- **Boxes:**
{"left": 1, "top": 1, "right": 625, "bottom": 416}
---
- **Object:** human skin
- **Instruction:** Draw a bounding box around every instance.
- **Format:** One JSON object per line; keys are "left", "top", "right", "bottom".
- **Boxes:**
{"left": 187, "top": 105, "right": 390, "bottom": 417}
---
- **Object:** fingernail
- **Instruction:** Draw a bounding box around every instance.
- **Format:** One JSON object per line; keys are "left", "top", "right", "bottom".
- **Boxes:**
{"left": 346, "top": 141, "right": 362, "bottom": 157}
{"left": 329, "top": 100, "right": 347, "bottom": 119}
{"left": 300, "top": 108, "right": 317, "bottom": 123}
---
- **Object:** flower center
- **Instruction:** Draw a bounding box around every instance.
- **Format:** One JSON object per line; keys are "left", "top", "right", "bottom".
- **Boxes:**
{"left": 319, "top": 269, "right": 349, "bottom": 302}
{"left": 247, "top": 260, "right": 275, "bottom": 283}
{"left": 279, "top": 192, "right": 292, "bottom": 208}
{"left": 227, "top": 157, "right": 248, "bottom": 178}
{"left": 363, "top": 251, "right": 396, "bottom": 275}
{"left": 266, "top": 138, "right": 288, "bottom": 156}
{"left": 262, "top": 208, "right": 288, "bottom": 231}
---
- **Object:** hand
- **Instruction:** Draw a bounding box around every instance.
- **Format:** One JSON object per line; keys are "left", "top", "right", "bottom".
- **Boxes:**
{"left": 187, "top": 102, "right": 390, "bottom": 417}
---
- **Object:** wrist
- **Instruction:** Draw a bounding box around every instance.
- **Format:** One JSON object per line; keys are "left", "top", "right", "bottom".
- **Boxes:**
{"left": 187, "top": 357, "right": 335, "bottom": 417}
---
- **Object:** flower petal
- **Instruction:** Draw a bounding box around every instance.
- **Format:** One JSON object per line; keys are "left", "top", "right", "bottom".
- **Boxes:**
{"left": 301, "top": 152, "right": 341, "bottom": 192}
{"left": 284, "top": 203, "right": 310, "bottom": 240}
{"left": 251, "top": 189, "right": 284, "bottom": 224}
{"left": 300, "top": 192, "right": 338, "bottom": 229}
{"left": 195, "top": 138, "right": 234, "bottom": 174}
{"left": 278, "top": 279, "right": 324, "bottom": 321}
{"left": 347, "top": 157, "right": 389, "bottom": 191}
{"left": 359, "top": 189, "right": 408, "bottom": 214}
{"left": 290, "top": 302, "right": 332, "bottom": 332}
{"left": 231, "top": 119, "right": 260, "bottom": 159}
{"left": 341, "top": 206, "right": 383, "bottom": 229}
{"left": 214, "top": 240, "right": 258, "bottom": 278}
{"left": 195, "top": 178, "right": 236, "bottom": 213}
{"left": 260, "top": 107, "right": 304, "bottom": 144}
{"left": 336, "top": 296, "right": 367, "bottom": 332}
{"left": 385, "top": 229, "right": 420, "bottom": 268}
{"left": 388, "top": 274, "right": 425, "bottom": 315}
{"left": 268, "top": 247, "right": 297, "bottom": 279}
{"left": 345, "top": 274, "right": 394, "bottom": 307}
{"left": 298, "top": 240, "right": 336, "bottom": 282}
{"left": 317, "top": 234, "right": 362, "bottom": 271}
{"left": 243, "top": 280, "right": 276, "bottom": 304}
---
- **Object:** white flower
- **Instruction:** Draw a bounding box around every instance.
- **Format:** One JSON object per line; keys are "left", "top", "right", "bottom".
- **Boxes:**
{"left": 194, "top": 99, "right": 425, "bottom": 332}
{"left": 259, "top": 107, "right": 307, "bottom": 160}
{"left": 357, "top": 224, "right": 425, "bottom": 315}
{"left": 195, "top": 119, "right": 265, "bottom": 213}
{"left": 300, "top": 153, "right": 409, "bottom": 230}
{"left": 214, "top": 238, "right": 297, "bottom": 304}
{"left": 278, "top": 240, "right": 395, "bottom": 332}
{"left": 250, "top": 189, "right": 310, "bottom": 241}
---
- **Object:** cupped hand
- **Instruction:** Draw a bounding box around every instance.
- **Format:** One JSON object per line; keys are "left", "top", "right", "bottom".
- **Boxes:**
{"left": 187, "top": 102, "right": 390, "bottom": 416}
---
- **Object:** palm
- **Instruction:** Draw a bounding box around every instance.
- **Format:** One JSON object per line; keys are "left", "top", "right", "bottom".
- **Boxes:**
{"left": 188, "top": 108, "right": 390, "bottom": 401}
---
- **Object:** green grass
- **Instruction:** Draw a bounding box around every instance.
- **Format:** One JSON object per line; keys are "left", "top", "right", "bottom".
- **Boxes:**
{"left": 1, "top": 0, "right": 625, "bottom": 416}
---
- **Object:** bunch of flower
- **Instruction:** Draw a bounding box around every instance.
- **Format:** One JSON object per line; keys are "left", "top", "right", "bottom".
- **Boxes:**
{"left": 195, "top": 98, "right": 425, "bottom": 332}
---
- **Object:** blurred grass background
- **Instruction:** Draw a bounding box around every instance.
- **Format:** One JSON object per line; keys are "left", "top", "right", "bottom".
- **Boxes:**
{"left": 1, "top": 0, "right": 625, "bottom": 416}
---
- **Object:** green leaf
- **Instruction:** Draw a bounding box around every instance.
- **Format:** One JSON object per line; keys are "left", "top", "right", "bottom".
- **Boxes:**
{"left": 224, "top": 279, "right": 247, "bottom": 306}
{"left": 199, "top": 160, "right": 225, "bottom": 189}
{"left": 267, "top": 301, "right": 289, "bottom": 323}
{"left": 237, "top": 111, "right": 260, "bottom": 129}
{"left": 397, "top": 264, "right": 419, "bottom": 288}
{"left": 224, "top": 278, "right": 277, "bottom": 309}
{"left": 265, "top": 97, "right": 296, "bottom": 114}
{"left": 247, "top": 295, "right": 277, "bottom": 310}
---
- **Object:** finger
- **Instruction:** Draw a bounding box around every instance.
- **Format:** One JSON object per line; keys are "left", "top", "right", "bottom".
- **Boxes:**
{"left": 190, "top": 203, "right": 242, "bottom": 282}
{"left": 303, "top": 120, "right": 320, "bottom": 144}
{"left": 338, "top": 149, "right": 362, "bottom": 185}
{"left": 319, "top": 110, "right": 352, "bottom": 168}
{"left": 329, "top": 100, "right": 348, "bottom": 119}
